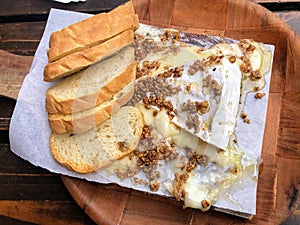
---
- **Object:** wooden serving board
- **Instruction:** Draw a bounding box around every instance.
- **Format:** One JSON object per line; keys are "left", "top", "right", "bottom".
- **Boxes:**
{"left": 1, "top": 0, "right": 299, "bottom": 224}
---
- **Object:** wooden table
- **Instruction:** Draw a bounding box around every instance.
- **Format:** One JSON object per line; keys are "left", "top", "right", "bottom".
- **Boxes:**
{"left": 0, "top": 1, "right": 299, "bottom": 224}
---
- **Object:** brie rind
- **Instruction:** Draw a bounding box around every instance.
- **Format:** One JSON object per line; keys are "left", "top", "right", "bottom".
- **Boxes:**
{"left": 135, "top": 24, "right": 271, "bottom": 151}
{"left": 168, "top": 54, "right": 243, "bottom": 150}
{"left": 125, "top": 23, "right": 273, "bottom": 214}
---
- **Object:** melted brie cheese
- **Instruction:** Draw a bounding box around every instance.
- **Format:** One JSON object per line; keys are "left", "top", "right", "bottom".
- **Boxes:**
{"left": 108, "top": 24, "right": 273, "bottom": 213}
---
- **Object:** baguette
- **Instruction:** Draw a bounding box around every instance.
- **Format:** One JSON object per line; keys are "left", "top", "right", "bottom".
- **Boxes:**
{"left": 44, "top": 29, "right": 134, "bottom": 82}
{"left": 50, "top": 106, "right": 144, "bottom": 173}
{"left": 48, "top": 1, "right": 139, "bottom": 62}
{"left": 48, "top": 82, "right": 135, "bottom": 134}
{"left": 46, "top": 46, "right": 135, "bottom": 114}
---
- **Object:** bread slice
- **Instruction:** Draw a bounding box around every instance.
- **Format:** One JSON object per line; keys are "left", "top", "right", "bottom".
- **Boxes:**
{"left": 50, "top": 106, "right": 144, "bottom": 173}
{"left": 48, "top": 1, "right": 139, "bottom": 62}
{"left": 44, "top": 29, "right": 134, "bottom": 82}
{"left": 46, "top": 46, "right": 135, "bottom": 114}
{"left": 48, "top": 82, "right": 135, "bottom": 134}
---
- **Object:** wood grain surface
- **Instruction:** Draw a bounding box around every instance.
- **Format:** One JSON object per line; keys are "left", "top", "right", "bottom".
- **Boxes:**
{"left": 0, "top": 0, "right": 299, "bottom": 224}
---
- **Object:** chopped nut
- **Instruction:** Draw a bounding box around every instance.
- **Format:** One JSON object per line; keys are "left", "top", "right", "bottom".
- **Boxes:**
{"left": 239, "top": 40, "right": 256, "bottom": 54}
{"left": 115, "top": 167, "right": 140, "bottom": 180}
{"left": 203, "top": 54, "right": 224, "bottom": 68}
{"left": 188, "top": 60, "right": 204, "bottom": 75}
{"left": 147, "top": 170, "right": 161, "bottom": 180}
{"left": 243, "top": 118, "right": 250, "bottom": 124}
{"left": 133, "top": 177, "right": 148, "bottom": 185}
{"left": 181, "top": 100, "right": 197, "bottom": 114}
{"left": 127, "top": 76, "right": 182, "bottom": 106}
{"left": 240, "top": 63, "right": 251, "bottom": 74}
{"left": 229, "top": 56, "right": 236, "bottom": 63}
{"left": 149, "top": 180, "right": 160, "bottom": 192}
{"left": 202, "top": 75, "right": 222, "bottom": 96}
{"left": 158, "top": 66, "right": 184, "bottom": 78}
{"left": 185, "top": 83, "right": 192, "bottom": 93}
{"left": 134, "top": 138, "right": 178, "bottom": 191}
{"left": 186, "top": 114, "right": 201, "bottom": 134}
{"left": 201, "top": 200, "right": 211, "bottom": 209}
{"left": 240, "top": 112, "right": 247, "bottom": 119}
{"left": 229, "top": 166, "right": 238, "bottom": 174}
{"left": 246, "top": 44, "right": 256, "bottom": 53}
{"left": 196, "top": 100, "right": 210, "bottom": 115}
{"left": 144, "top": 104, "right": 151, "bottom": 110}
{"left": 255, "top": 92, "right": 265, "bottom": 99}
{"left": 253, "top": 86, "right": 260, "bottom": 92}
{"left": 141, "top": 125, "right": 152, "bottom": 140}
{"left": 250, "top": 70, "right": 262, "bottom": 81}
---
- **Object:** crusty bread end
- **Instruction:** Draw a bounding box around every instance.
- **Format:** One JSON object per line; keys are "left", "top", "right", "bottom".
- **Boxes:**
{"left": 48, "top": 0, "right": 139, "bottom": 62}
{"left": 44, "top": 29, "right": 134, "bottom": 82}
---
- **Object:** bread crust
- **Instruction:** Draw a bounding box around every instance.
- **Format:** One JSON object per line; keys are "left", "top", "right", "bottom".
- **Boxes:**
{"left": 46, "top": 62, "right": 136, "bottom": 114}
{"left": 48, "top": 82, "right": 135, "bottom": 134}
{"left": 48, "top": 1, "right": 139, "bottom": 62}
{"left": 49, "top": 136, "right": 97, "bottom": 173}
{"left": 49, "top": 106, "right": 144, "bottom": 173}
{"left": 44, "top": 29, "right": 134, "bottom": 82}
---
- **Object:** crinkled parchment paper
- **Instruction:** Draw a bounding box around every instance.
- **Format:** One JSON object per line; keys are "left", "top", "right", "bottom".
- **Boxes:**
{"left": 9, "top": 8, "right": 274, "bottom": 217}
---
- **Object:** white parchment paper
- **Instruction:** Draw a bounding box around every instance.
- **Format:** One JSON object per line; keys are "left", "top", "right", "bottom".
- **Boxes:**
{"left": 9, "top": 8, "right": 274, "bottom": 216}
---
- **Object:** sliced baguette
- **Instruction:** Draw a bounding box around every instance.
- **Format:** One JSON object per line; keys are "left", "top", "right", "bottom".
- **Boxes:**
{"left": 50, "top": 106, "right": 144, "bottom": 173}
{"left": 48, "top": 1, "right": 139, "bottom": 62}
{"left": 44, "top": 29, "right": 134, "bottom": 82}
{"left": 48, "top": 82, "right": 135, "bottom": 134}
{"left": 46, "top": 46, "right": 135, "bottom": 114}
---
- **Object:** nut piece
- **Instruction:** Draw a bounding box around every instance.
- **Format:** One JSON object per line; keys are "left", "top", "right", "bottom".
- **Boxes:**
{"left": 141, "top": 125, "right": 152, "bottom": 139}
{"left": 202, "top": 75, "right": 222, "bottom": 96}
{"left": 185, "top": 83, "right": 192, "bottom": 93}
{"left": 229, "top": 166, "right": 238, "bottom": 175}
{"left": 250, "top": 70, "right": 262, "bottom": 81}
{"left": 196, "top": 100, "right": 210, "bottom": 115}
{"left": 188, "top": 60, "right": 204, "bottom": 75}
{"left": 253, "top": 86, "right": 260, "bottom": 92}
{"left": 239, "top": 56, "right": 251, "bottom": 74}
{"left": 149, "top": 179, "right": 160, "bottom": 192}
{"left": 240, "top": 112, "right": 250, "bottom": 124}
{"left": 240, "top": 112, "right": 247, "bottom": 119}
{"left": 201, "top": 200, "right": 211, "bottom": 210}
{"left": 255, "top": 92, "right": 265, "bottom": 99}
{"left": 228, "top": 56, "right": 236, "bottom": 63}
{"left": 243, "top": 118, "right": 250, "bottom": 124}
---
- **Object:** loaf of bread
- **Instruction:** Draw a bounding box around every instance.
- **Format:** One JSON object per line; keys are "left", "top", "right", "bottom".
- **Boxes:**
{"left": 50, "top": 106, "right": 144, "bottom": 173}
{"left": 44, "top": 29, "right": 134, "bottom": 82}
{"left": 48, "top": 81, "right": 135, "bottom": 134}
{"left": 47, "top": 1, "right": 139, "bottom": 62}
{"left": 46, "top": 46, "right": 135, "bottom": 114}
